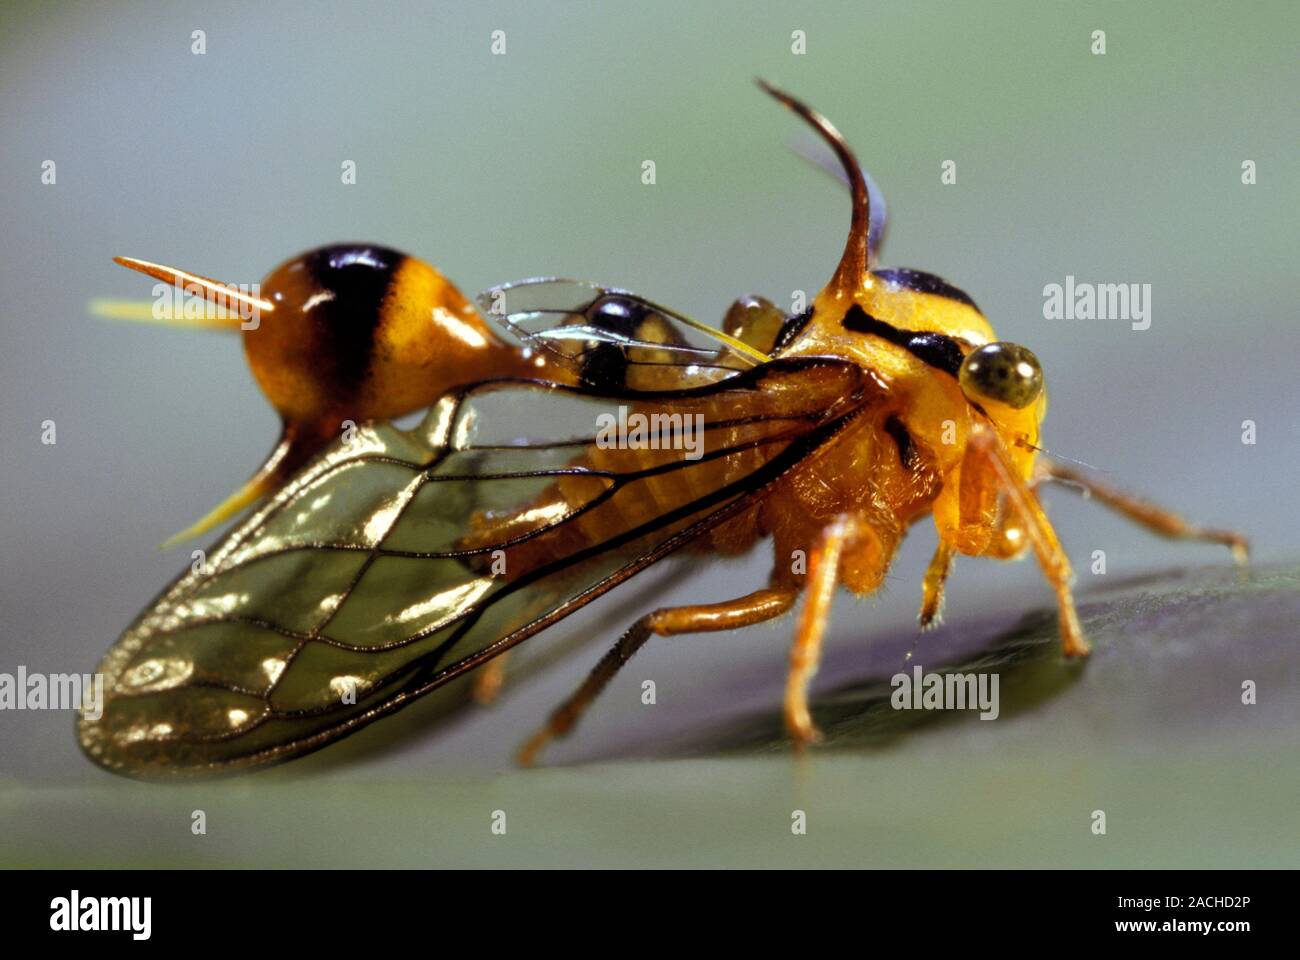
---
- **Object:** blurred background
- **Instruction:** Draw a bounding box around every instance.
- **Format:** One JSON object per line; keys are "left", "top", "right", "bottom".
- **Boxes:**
{"left": 1, "top": 1, "right": 1296, "bottom": 867}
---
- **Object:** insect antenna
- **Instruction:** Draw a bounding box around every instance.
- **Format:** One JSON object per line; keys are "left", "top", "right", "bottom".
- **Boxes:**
{"left": 757, "top": 79, "right": 870, "bottom": 297}
{"left": 1016, "top": 438, "right": 1102, "bottom": 474}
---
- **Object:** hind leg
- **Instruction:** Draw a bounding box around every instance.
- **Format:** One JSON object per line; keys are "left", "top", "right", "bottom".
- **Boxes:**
{"left": 517, "top": 584, "right": 799, "bottom": 765}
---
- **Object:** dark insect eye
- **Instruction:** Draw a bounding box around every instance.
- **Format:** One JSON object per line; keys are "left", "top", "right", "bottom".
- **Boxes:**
{"left": 958, "top": 342, "right": 1043, "bottom": 409}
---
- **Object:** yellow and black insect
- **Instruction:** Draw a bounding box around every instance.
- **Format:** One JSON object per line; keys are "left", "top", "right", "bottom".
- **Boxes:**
{"left": 80, "top": 82, "right": 1247, "bottom": 778}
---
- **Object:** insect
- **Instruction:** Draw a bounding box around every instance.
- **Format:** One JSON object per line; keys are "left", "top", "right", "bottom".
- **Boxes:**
{"left": 79, "top": 82, "right": 1248, "bottom": 778}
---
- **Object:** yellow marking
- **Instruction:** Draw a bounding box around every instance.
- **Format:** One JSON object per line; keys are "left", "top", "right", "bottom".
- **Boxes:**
{"left": 433, "top": 306, "right": 489, "bottom": 350}
{"left": 160, "top": 472, "right": 274, "bottom": 550}
{"left": 88, "top": 298, "right": 244, "bottom": 330}
{"left": 673, "top": 313, "right": 771, "bottom": 365}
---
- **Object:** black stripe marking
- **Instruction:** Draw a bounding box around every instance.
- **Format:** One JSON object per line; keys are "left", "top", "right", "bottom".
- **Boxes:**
{"left": 576, "top": 295, "right": 652, "bottom": 388}
{"left": 579, "top": 342, "right": 630, "bottom": 390}
{"left": 304, "top": 244, "right": 404, "bottom": 398}
{"left": 842, "top": 304, "right": 965, "bottom": 377}
{"left": 772, "top": 307, "right": 814, "bottom": 353}
{"left": 883, "top": 415, "right": 917, "bottom": 469}
{"left": 873, "top": 267, "right": 980, "bottom": 312}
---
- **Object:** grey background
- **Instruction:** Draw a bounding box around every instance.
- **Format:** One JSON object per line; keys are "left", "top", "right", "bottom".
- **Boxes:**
{"left": 1, "top": 1, "right": 1296, "bottom": 866}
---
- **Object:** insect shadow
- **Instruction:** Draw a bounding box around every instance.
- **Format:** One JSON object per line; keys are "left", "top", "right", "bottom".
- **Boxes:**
{"left": 627, "top": 605, "right": 1087, "bottom": 759}
{"left": 272, "top": 564, "right": 1254, "bottom": 775}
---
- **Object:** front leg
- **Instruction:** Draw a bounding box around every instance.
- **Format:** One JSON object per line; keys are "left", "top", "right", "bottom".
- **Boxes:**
{"left": 1041, "top": 461, "right": 1249, "bottom": 565}
{"left": 970, "top": 427, "right": 1088, "bottom": 657}
{"left": 917, "top": 540, "right": 956, "bottom": 630}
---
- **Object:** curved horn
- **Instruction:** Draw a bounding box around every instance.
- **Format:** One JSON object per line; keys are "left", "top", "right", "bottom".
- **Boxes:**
{"left": 757, "top": 80, "right": 870, "bottom": 297}
{"left": 786, "top": 137, "right": 888, "bottom": 261}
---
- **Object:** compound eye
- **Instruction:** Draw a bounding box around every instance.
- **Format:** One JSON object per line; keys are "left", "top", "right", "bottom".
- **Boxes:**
{"left": 958, "top": 342, "right": 1043, "bottom": 409}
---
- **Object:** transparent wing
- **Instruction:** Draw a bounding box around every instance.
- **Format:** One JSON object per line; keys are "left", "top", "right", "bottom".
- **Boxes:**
{"left": 478, "top": 278, "right": 768, "bottom": 391}
{"left": 79, "top": 358, "right": 873, "bottom": 777}
{"left": 787, "top": 135, "right": 889, "bottom": 260}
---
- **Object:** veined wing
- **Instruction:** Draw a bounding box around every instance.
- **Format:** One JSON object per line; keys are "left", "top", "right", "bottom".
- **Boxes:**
{"left": 79, "top": 358, "right": 874, "bottom": 778}
{"left": 478, "top": 278, "right": 769, "bottom": 391}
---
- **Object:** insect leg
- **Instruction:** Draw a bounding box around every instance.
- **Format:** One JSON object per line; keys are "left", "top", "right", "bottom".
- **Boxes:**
{"left": 784, "top": 516, "right": 855, "bottom": 747}
{"left": 516, "top": 585, "right": 799, "bottom": 766}
{"left": 923, "top": 488, "right": 1044, "bottom": 631}
{"left": 472, "top": 651, "right": 510, "bottom": 705}
{"left": 918, "top": 540, "right": 955, "bottom": 630}
{"left": 1040, "top": 462, "right": 1249, "bottom": 566}
{"left": 972, "top": 428, "right": 1088, "bottom": 657}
